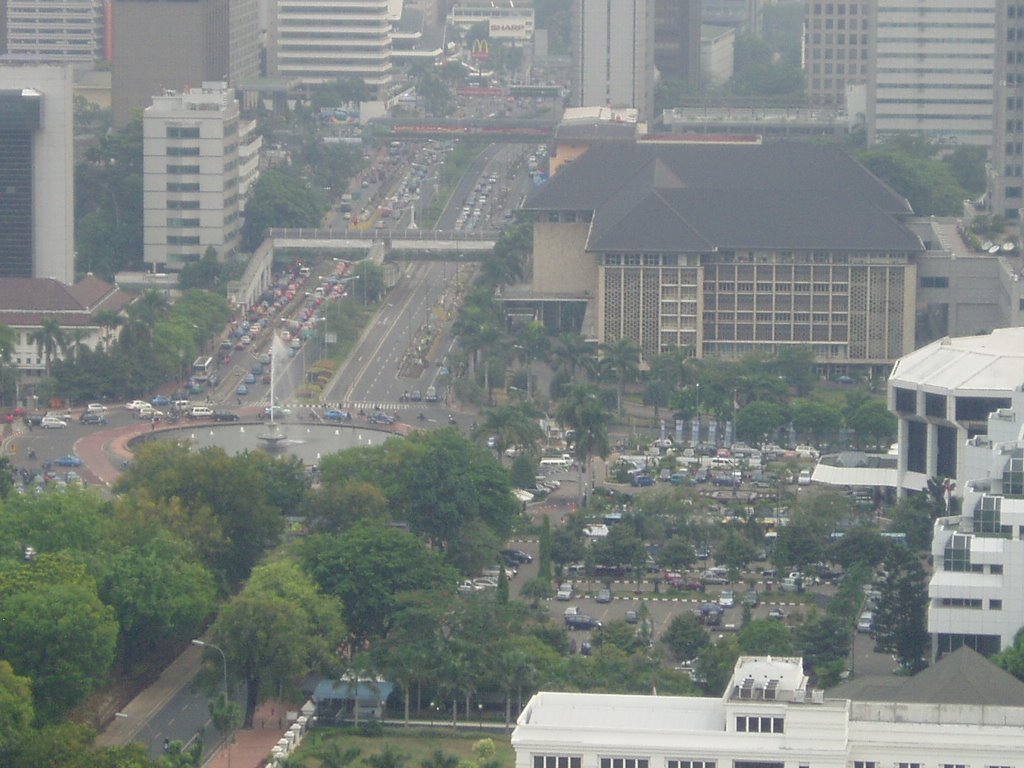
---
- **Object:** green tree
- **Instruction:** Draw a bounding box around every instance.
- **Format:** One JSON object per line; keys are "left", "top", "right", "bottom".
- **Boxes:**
{"left": 790, "top": 399, "right": 843, "bottom": 444}
{"left": 240, "top": 170, "right": 328, "bottom": 251}
{"left": 209, "top": 560, "right": 345, "bottom": 727}
{"left": 661, "top": 613, "right": 711, "bottom": 662}
{"left": 794, "top": 610, "right": 852, "bottom": 682}
{"left": 115, "top": 442, "right": 287, "bottom": 583}
{"left": 297, "top": 523, "right": 458, "bottom": 644}
{"left": 873, "top": 548, "right": 929, "bottom": 672}
{"left": 857, "top": 143, "right": 966, "bottom": 216}
{"left": 0, "top": 582, "right": 117, "bottom": 722}
{"left": 0, "top": 660, "right": 33, "bottom": 761}
{"left": 993, "top": 627, "right": 1024, "bottom": 681}
{"left": 738, "top": 619, "right": 793, "bottom": 656}
{"left": 715, "top": 529, "right": 759, "bottom": 576}
{"left": 592, "top": 620, "right": 644, "bottom": 655}
{"left": 848, "top": 398, "right": 897, "bottom": 448}
{"left": 98, "top": 531, "right": 217, "bottom": 671}
{"left": 695, "top": 636, "right": 741, "bottom": 695}
{"left": 736, "top": 400, "right": 787, "bottom": 443}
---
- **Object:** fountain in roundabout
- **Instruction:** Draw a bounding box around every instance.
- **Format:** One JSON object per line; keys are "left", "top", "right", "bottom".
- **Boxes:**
{"left": 134, "top": 335, "right": 393, "bottom": 464}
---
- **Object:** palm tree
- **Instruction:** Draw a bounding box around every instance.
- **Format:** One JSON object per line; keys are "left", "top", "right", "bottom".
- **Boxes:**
{"left": 29, "top": 317, "right": 66, "bottom": 377}
{"left": 473, "top": 403, "right": 543, "bottom": 459}
{"left": 93, "top": 309, "right": 123, "bottom": 351}
{"left": 315, "top": 743, "right": 362, "bottom": 768}
{"left": 64, "top": 328, "right": 90, "bottom": 362}
{"left": 364, "top": 745, "right": 409, "bottom": 768}
{"left": 556, "top": 384, "right": 611, "bottom": 502}
{"left": 551, "top": 332, "right": 597, "bottom": 381}
{"left": 599, "top": 337, "right": 641, "bottom": 415}
{"left": 515, "top": 321, "right": 550, "bottom": 399}
{"left": 0, "top": 324, "right": 16, "bottom": 408}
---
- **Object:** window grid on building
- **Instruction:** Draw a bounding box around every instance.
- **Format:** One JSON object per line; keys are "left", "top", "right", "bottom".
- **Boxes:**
{"left": 532, "top": 757, "right": 581, "bottom": 768}
{"left": 736, "top": 715, "right": 784, "bottom": 733}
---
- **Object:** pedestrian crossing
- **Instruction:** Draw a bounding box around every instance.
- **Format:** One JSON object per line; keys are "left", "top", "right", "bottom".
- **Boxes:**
{"left": 278, "top": 401, "right": 414, "bottom": 412}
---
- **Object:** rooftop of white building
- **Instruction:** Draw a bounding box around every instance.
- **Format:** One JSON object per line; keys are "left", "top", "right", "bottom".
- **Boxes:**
{"left": 889, "top": 327, "right": 1024, "bottom": 394}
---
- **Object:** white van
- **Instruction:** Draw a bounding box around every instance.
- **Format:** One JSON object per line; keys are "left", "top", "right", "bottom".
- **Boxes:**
{"left": 190, "top": 405, "right": 214, "bottom": 419}
{"left": 857, "top": 611, "right": 874, "bottom": 633}
{"left": 540, "top": 457, "right": 570, "bottom": 470}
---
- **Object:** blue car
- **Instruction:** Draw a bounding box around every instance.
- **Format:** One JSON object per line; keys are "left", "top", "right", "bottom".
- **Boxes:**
{"left": 243, "top": 373, "right": 257, "bottom": 384}
{"left": 324, "top": 409, "right": 351, "bottom": 422}
{"left": 236, "top": 384, "right": 249, "bottom": 396}
{"left": 151, "top": 395, "right": 170, "bottom": 407}
{"left": 55, "top": 454, "right": 83, "bottom": 467}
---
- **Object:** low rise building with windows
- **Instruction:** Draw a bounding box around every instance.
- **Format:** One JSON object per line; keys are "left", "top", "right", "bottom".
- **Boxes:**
{"left": 513, "top": 141, "right": 923, "bottom": 376}
{"left": 513, "top": 651, "right": 1024, "bottom": 768}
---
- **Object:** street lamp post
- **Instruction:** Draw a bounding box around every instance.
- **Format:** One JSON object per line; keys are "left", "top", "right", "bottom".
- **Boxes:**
{"left": 114, "top": 712, "right": 160, "bottom": 755}
{"left": 192, "top": 639, "right": 230, "bottom": 767}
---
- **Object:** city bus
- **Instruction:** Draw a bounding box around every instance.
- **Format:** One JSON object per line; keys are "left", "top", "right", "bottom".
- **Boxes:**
{"left": 191, "top": 356, "right": 214, "bottom": 383}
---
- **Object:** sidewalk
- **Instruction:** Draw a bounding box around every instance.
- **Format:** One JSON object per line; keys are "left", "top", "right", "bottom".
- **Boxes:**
{"left": 203, "top": 700, "right": 293, "bottom": 768}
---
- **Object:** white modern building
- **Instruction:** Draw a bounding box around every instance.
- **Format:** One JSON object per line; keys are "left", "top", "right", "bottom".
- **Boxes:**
{"left": 268, "top": 0, "right": 392, "bottom": 93}
{"left": 142, "top": 83, "right": 260, "bottom": 270}
{"left": 570, "top": 0, "right": 655, "bottom": 122}
{"left": 4, "top": 0, "right": 105, "bottom": 62}
{"left": 929, "top": 382, "right": 1024, "bottom": 657}
{"left": 513, "top": 652, "right": 1024, "bottom": 768}
{"left": 867, "top": 1, "right": 996, "bottom": 146}
{"left": 888, "top": 327, "right": 1024, "bottom": 498}
{"left": 0, "top": 62, "right": 75, "bottom": 284}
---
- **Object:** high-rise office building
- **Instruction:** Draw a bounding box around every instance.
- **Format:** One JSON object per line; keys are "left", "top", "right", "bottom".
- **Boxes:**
{"left": 0, "top": 63, "right": 75, "bottom": 284}
{"left": 111, "top": 0, "right": 260, "bottom": 127}
{"left": 804, "top": 0, "right": 872, "bottom": 107}
{"left": 571, "top": 0, "right": 655, "bottom": 121}
{"left": 142, "top": 83, "right": 259, "bottom": 270}
{"left": 268, "top": 0, "right": 392, "bottom": 94}
{"left": 655, "top": 0, "right": 701, "bottom": 88}
{"left": 993, "top": 0, "right": 1024, "bottom": 220}
{"left": 5, "top": 0, "right": 106, "bottom": 63}
{"left": 867, "top": 1, "right": 995, "bottom": 146}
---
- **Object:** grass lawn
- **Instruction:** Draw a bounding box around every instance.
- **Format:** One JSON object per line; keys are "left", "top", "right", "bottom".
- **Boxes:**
{"left": 291, "top": 726, "right": 515, "bottom": 767}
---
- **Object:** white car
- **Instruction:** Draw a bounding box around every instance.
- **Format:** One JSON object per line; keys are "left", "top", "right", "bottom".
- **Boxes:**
{"left": 40, "top": 416, "right": 67, "bottom": 429}
{"left": 125, "top": 400, "right": 148, "bottom": 411}
{"left": 86, "top": 403, "right": 107, "bottom": 413}
{"left": 556, "top": 583, "right": 574, "bottom": 601}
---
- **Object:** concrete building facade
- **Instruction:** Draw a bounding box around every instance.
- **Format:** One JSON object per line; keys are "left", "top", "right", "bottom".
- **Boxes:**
{"left": 930, "top": 382, "right": 1024, "bottom": 657}
{"left": 0, "top": 63, "right": 75, "bottom": 284}
{"left": 570, "top": 0, "right": 655, "bottom": 122}
{"left": 888, "top": 327, "right": 1024, "bottom": 499}
{"left": 5, "top": 0, "right": 106, "bottom": 63}
{"left": 654, "top": 0, "right": 701, "bottom": 87}
{"left": 867, "top": 0, "right": 996, "bottom": 146}
{"left": 804, "top": 0, "right": 872, "bottom": 108}
{"left": 268, "top": 0, "right": 392, "bottom": 93}
{"left": 142, "top": 83, "right": 259, "bottom": 270}
{"left": 111, "top": 0, "right": 260, "bottom": 127}
{"left": 992, "top": 0, "right": 1024, "bottom": 219}
{"left": 513, "top": 651, "right": 1024, "bottom": 768}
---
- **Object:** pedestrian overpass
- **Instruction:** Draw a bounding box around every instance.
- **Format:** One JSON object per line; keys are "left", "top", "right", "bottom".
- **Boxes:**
{"left": 267, "top": 228, "right": 498, "bottom": 253}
